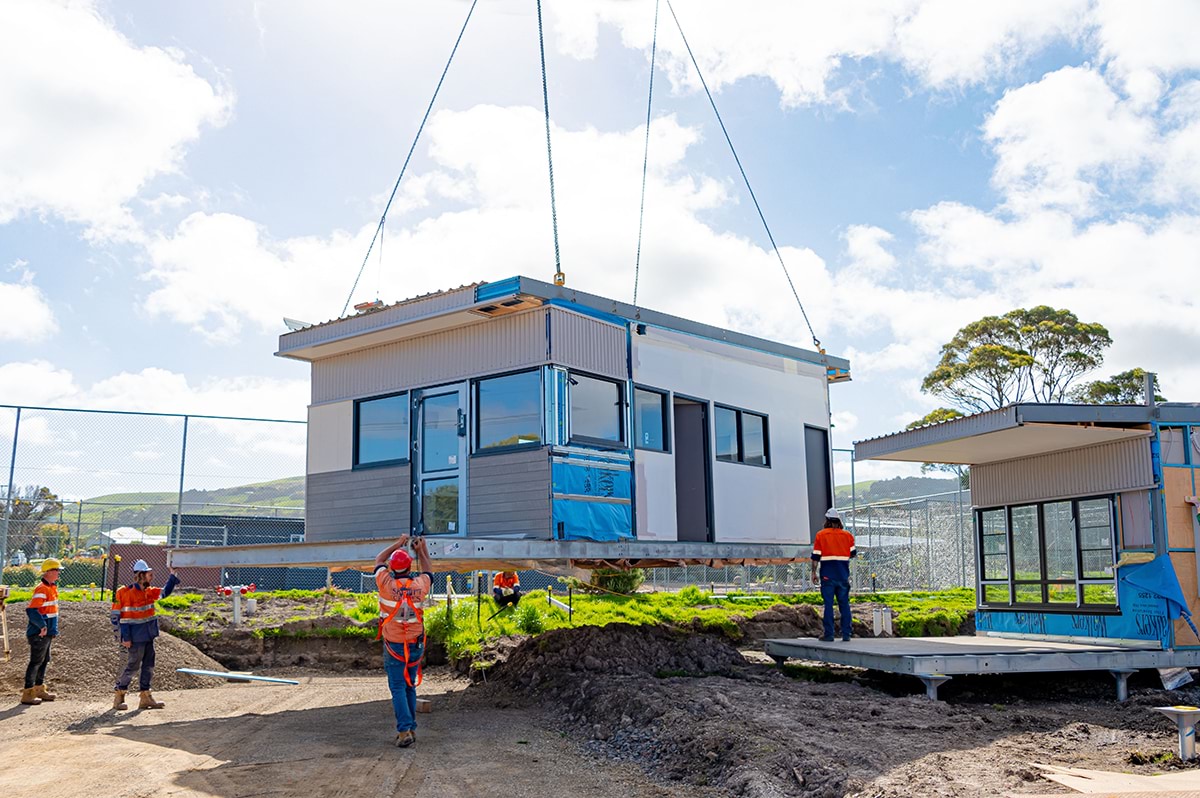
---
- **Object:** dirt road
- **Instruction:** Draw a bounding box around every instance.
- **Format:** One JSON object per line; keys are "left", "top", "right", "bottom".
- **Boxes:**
{"left": 0, "top": 668, "right": 710, "bottom": 798}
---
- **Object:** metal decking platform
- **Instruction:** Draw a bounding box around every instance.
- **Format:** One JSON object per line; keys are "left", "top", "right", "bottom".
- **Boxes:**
{"left": 765, "top": 636, "right": 1200, "bottom": 700}
{"left": 169, "top": 536, "right": 812, "bottom": 573}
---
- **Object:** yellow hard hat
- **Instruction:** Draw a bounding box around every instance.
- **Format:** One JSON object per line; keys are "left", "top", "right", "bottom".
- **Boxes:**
{"left": 41, "top": 558, "right": 62, "bottom": 574}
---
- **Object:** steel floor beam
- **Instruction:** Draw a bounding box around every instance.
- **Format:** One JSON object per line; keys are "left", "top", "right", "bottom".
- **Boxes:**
{"left": 169, "top": 536, "right": 812, "bottom": 571}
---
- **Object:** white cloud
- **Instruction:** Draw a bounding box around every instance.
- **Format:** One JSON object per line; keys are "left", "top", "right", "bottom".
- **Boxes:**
{"left": 141, "top": 107, "right": 833, "bottom": 349}
{"left": 843, "top": 224, "right": 897, "bottom": 276}
{"left": 0, "top": 0, "right": 232, "bottom": 239}
{"left": 0, "top": 275, "right": 58, "bottom": 343}
{"left": 1091, "top": 0, "right": 1200, "bottom": 87}
{"left": 984, "top": 66, "right": 1155, "bottom": 215}
{"left": 551, "top": 1, "right": 1093, "bottom": 107}
{"left": 0, "top": 361, "right": 78, "bottom": 406}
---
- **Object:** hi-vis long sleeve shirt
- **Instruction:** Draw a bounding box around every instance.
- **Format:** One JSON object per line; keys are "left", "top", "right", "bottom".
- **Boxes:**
{"left": 812, "top": 527, "right": 856, "bottom": 583}
{"left": 110, "top": 574, "right": 180, "bottom": 644}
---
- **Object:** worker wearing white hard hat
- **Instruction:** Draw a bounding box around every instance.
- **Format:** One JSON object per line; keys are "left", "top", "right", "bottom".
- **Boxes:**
{"left": 811, "top": 508, "right": 856, "bottom": 642}
{"left": 110, "top": 558, "right": 180, "bottom": 710}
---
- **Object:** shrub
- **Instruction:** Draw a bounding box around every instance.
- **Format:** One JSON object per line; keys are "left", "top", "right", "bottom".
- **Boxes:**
{"left": 157, "top": 593, "right": 204, "bottom": 610}
{"left": 349, "top": 593, "right": 379, "bottom": 623}
{"left": 590, "top": 568, "right": 645, "bottom": 595}
{"left": 513, "top": 603, "right": 545, "bottom": 635}
{"left": 1, "top": 565, "right": 37, "bottom": 587}
{"left": 677, "top": 585, "right": 711, "bottom": 606}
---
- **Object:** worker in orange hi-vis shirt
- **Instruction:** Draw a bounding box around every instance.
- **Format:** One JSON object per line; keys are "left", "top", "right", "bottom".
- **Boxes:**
{"left": 110, "top": 560, "right": 179, "bottom": 711}
{"left": 374, "top": 535, "right": 434, "bottom": 749}
{"left": 492, "top": 571, "right": 522, "bottom": 608}
{"left": 20, "top": 559, "right": 62, "bottom": 706}
{"left": 810, "top": 508, "right": 857, "bottom": 642}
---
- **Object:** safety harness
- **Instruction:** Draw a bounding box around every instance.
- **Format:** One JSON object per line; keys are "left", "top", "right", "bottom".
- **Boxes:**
{"left": 376, "top": 574, "right": 425, "bottom": 687}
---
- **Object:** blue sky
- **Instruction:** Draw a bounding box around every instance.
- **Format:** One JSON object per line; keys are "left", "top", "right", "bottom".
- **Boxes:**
{"left": 2, "top": 0, "right": 1199, "bottom": 496}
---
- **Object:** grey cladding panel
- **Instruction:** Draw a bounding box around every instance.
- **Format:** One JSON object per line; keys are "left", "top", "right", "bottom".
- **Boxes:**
{"left": 312, "top": 309, "right": 548, "bottom": 404}
{"left": 468, "top": 448, "right": 551, "bottom": 539}
{"left": 306, "top": 465, "right": 410, "bottom": 542}
{"left": 972, "top": 437, "right": 1154, "bottom": 507}
{"left": 548, "top": 307, "right": 627, "bottom": 380}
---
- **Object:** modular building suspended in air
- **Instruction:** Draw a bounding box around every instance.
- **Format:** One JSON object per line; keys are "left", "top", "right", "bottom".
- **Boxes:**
{"left": 172, "top": 277, "right": 850, "bottom": 573}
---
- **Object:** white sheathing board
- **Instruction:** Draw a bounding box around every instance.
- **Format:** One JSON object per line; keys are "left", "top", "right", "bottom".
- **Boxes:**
{"left": 635, "top": 451, "right": 677, "bottom": 541}
{"left": 971, "top": 436, "right": 1154, "bottom": 507}
{"left": 632, "top": 327, "right": 830, "bottom": 545}
{"left": 308, "top": 401, "right": 353, "bottom": 475}
{"left": 310, "top": 309, "right": 547, "bottom": 404}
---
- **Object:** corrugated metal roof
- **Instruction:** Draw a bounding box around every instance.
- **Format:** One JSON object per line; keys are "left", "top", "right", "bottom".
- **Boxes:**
{"left": 285, "top": 283, "right": 483, "bottom": 334}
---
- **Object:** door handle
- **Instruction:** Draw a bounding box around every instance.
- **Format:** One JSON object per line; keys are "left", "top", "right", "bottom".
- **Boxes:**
{"left": 457, "top": 408, "right": 467, "bottom": 437}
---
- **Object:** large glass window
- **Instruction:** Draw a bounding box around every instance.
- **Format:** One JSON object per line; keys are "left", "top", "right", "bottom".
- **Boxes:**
{"left": 715, "top": 406, "right": 770, "bottom": 467}
{"left": 355, "top": 393, "right": 409, "bottom": 466}
{"left": 634, "top": 387, "right": 668, "bottom": 451}
{"left": 715, "top": 406, "right": 739, "bottom": 462}
{"left": 475, "top": 371, "right": 542, "bottom": 451}
{"left": 977, "top": 495, "right": 1117, "bottom": 610}
{"left": 569, "top": 373, "right": 624, "bottom": 444}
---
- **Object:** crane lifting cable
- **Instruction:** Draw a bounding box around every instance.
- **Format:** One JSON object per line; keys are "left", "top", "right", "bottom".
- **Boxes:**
{"left": 536, "top": 0, "right": 565, "bottom": 287}
{"left": 340, "top": 0, "right": 480, "bottom": 318}
{"left": 664, "top": 0, "right": 822, "bottom": 351}
{"left": 632, "top": 0, "right": 660, "bottom": 308}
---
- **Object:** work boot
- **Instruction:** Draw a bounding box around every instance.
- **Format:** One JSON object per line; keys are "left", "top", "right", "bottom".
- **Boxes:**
{"left": 138, "top": 690, "right": 164, "bottom": 710}
{"left": 395, "top": 731, "right": 414, "bottom": 748}
{"left": 19, "top": 688, "right": 42, "bottom": 706}
{"left": 113, "top": 690, "right": 127, "bottom": 710}
{"left": 33, "top": 684, "right": 56, "bottom": 701}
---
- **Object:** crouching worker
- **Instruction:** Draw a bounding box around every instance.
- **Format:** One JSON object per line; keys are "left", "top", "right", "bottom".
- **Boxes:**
{"left": 111, "top": 560, "right": 179, "bottom": 710}
{"left": 492, "top": 571, "right": 521, "bottom": 608}
{"left": 374, "top": 535, "right": 433, "bottom": 748}
{"left": 21, "top": 559, "right": 62, "bottom": 705}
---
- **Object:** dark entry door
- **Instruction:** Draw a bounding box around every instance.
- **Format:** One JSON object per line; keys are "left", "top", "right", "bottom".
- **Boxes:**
{"left": 805, "top": 425, "right": 833, "bottom": 538}
{"left": 674, "top": 400, "right": 713, "bottom": 542}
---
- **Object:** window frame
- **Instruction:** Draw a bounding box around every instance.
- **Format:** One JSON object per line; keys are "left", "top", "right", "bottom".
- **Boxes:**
{"left": 632, "top": 385, "right": 671, "bottom": 453}
{"left": 471, "top": 368, "right": 545, "bottom": 457}
{"left": 566, "top": 370, "right": 628, "bottom": 449}
{"left": 352, "top": 390, "right": 411, "bottom": 469}
{"left": 976, "top": 493, "right": 1119, "bottom": 613}
{"left": 713, "top": 403, "right": 771, "bottom": 468}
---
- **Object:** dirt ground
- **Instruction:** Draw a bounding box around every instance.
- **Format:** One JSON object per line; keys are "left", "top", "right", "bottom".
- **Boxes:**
{"left": 4, "top": 609, "right": 1200, "bottom": 798}
{"left": 1, "top": 603, "right": 226, "bottom": 694}
{"left": 0, "top": 668, "right": 714, "bottom": 798}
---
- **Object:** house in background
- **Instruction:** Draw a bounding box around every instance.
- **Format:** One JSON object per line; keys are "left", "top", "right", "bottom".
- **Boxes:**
{"left": 276, "top": 276, "right": 850, "bottom": 554}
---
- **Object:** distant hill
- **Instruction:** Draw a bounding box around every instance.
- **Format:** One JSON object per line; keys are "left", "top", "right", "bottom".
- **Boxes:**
{"left": 80, "top": 476, "right": 305, "bottom": 534}
{"left": 835, "top": 475, "right": 964, "bottom": 506}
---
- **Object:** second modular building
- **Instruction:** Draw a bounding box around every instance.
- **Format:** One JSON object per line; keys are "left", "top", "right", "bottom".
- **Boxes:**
{"left": 279, "top": 276, "right": 850, "bottom": 551}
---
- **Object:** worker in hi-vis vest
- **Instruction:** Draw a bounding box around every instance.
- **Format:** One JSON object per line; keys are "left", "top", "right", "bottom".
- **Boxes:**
{"left": 20, "top": 558, "right": 62, "bottom": 705}
{"left": 374, "top": 534, "right": 434, "bottom": 748}
{"left": 810, "top": 508, "right": 857, "bottom": 642}
{"left": 110, "top": 559, "right": 179, "bottom": 710}
{"left": 492, "top": 571, "right": 521, "bottom": 608}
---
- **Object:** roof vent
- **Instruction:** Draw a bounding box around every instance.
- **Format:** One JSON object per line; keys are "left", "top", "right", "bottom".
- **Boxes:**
{"left": 353, "top": 300, "right": 384, "bottom": 314}
{"left": 470, "top": 294, "right": 543, "bottom": 318}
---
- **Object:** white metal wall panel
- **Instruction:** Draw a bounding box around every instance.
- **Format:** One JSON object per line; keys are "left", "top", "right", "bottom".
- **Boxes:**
{"left": 311, "top": 309, "right": 548, "bottom": 403}
{"left": 972, "top": 436, "right": 1154, "bottom": 507}
{"left": 635, "top": 451, "right": 677, "bottom": 541}
{"left": 308, "top": 401, "right": 353, "bottom": 475}
{"left": 632, "top": 326, "right": 831, "bottom": 545}
{"left": 548, "top": 307, "right": 627, "bottom": 380}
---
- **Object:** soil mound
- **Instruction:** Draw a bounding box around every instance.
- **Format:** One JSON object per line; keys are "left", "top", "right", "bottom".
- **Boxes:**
{"left": 492, "top": 622, "right": 748, "bottom": 691}
{"left": 1, "top": 601, "right": 226, "bottom": 696}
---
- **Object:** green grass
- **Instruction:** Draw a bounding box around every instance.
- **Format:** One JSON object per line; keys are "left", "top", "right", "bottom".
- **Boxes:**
{"left": 4, "top": 587, "right": 96, "bottom": 603}
{"left": 421, "top": 588, "right": 979, "bottom": 661}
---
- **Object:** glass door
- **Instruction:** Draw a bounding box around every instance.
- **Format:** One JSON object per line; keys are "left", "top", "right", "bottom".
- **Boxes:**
{"left": 411, "top": 383, "right": 468, "bottom": 535}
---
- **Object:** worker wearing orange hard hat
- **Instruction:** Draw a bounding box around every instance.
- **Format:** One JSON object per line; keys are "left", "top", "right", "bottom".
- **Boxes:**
{"left": 374, "top": 534, "right": 434, "bottom": 748}
{"left": 20, "top": 558, "right": 62, "bottom": 706}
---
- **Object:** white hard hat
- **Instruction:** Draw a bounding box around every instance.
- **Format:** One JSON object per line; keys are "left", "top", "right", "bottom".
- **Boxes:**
{"left": 132, "top": 559, "right": 153, "bottom": 573}
{"left": 825, "top": 508, "right": 842, "bottom": 521}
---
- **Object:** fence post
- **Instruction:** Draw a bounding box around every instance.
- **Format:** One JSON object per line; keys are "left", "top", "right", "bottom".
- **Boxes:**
{"left": 1, "top": 408, "right": 21, "bottom": 569}
{"left": 925, "top": 500, "right": 933, "bottom": 590}
{"left": 908, "top": 505, "right": 915, "bottom": 592}
{"left": 173, "top": 416, "right": 189, "bottom": 548}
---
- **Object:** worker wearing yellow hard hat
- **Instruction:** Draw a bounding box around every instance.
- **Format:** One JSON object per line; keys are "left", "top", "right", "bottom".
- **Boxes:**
{"left": 20, "top": 558, "right": 62, "bottom": 705}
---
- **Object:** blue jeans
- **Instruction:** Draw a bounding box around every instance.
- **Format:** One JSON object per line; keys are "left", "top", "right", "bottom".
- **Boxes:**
{"left": 821, "top": 580, "right": 852, "bottom": 640}
{"left": 383, "top": 640, "right": 424, "bottom": 733}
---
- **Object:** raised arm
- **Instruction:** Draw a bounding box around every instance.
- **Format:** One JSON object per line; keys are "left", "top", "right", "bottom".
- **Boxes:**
{"left": 412, "top": 536, "right": 433, "bottom": 573}
{"left": 376, "top": 535, "right": 410, "bottom": 567}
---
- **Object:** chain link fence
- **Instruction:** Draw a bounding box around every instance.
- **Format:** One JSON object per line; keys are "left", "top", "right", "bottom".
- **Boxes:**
{"left": 1, "top": 404, "right": 977, "bottom": 595}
